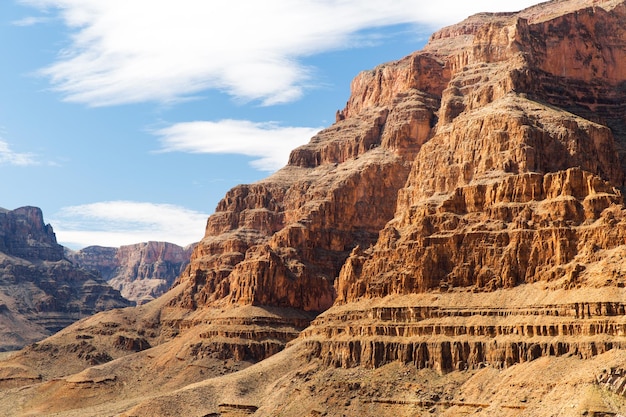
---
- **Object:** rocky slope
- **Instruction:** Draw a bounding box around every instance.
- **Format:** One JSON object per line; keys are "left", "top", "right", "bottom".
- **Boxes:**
{"left": 0, "top": 207, "right": 130, "bottom": 351}
{"left": 66, "top": 241, "right": 194, "bottom": 304}
{"left": 1, "top": 0, "right": 626, "bottom": 415}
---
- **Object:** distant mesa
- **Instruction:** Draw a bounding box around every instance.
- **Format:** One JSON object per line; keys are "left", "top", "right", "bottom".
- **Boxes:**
{"left": 65, "top": 241, "right": 195, "bottom": 304}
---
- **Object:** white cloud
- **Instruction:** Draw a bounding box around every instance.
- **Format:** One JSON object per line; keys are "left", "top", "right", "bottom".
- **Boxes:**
{"left": 20, "top": 0, "right": 543, "bottom": 107}
{"left": 11, "top": 16, "right": 50, "bottom": 26}
{"left": 51, "top": 201, "right": 209, "bottom": 249}
{"left": 0, "top": 140, "right": 37, "bottom": 166}
{"left": 155, "top": 119, "right": 322, "bottom": 171}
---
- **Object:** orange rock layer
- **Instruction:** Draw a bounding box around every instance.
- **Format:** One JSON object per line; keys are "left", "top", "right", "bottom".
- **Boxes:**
{"left": 165, "top": 0, "right": 626, "bottom": 374}
{"left": 301, "top": 289, "right": 626, "bottom": 372}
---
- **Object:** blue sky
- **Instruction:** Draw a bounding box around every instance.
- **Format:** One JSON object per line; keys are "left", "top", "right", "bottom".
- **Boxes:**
{"left": 0, "top": 0, "right": 543, "bottom": 249}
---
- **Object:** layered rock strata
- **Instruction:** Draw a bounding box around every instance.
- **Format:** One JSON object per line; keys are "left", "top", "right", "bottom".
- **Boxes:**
{"left": 0, "top": 207, "right": 130, "bottom": 350}
{"left": 303, "top": 287, "right": 626, "bottom": 373}
{"left": 170, "top": 93, "right": 438, "bottom": 312}
{"left": 67, "top": 241, "right": 194, "bottom": 304}
{"left": 316, "top": 0, "right": 626, "bottom": 373}
{"left": 166, "top": 0, "right": 626, "bottom": 374}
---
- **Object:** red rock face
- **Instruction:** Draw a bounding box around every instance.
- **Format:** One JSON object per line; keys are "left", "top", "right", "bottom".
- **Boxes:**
{"left": 174, "top": 0, "right": 626, "bottom": 318}
{"left": 130, "top": 0, "right": 626, "bottom": 383}
{"left": 172, "top": 147, "right": 417, "bottom": 311}
{"left": 170, "top": 84, "right": 439, "bottom": 312}
{"left": 296, "top": 0, "right": 626, "bottom": 375}
{"left": 67, "top": 242, "right": 194, "bottom": 303}
{"left": 335, "top": 0, "right": 626, "bottom": 302}
{"left": 169, "top": 0, "right": 626, "bottom": 375}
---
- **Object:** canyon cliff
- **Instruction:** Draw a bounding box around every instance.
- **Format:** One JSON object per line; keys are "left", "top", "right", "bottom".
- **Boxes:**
{"left": 66, "top": 242, "right": 194, "bottom": 304}
{"left": 1, "top": 1, "right": 626, "bottom": 415}
{"left": 0, "top": 206, "right": 130, "bottom": 351}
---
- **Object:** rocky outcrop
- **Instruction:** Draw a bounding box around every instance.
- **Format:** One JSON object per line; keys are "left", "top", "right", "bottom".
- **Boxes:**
{"left": 598, "top": 366, "right": 626, "bottom": 397}
{"left": 0, "top": 206, "right": 63, "bottom": 262}
{"left": 170, "top": 107, "right": 434, "bottom": 312}
{"left": 65, "top": 246, "right": 117, "bottom": 280}
{"left": 0, "top": 207, "right": 130, "bottom": 351}
{"left": 309, "top": 0, "right": 626, "bottom": 375}
{"left": 152, "top": 0, "right": 626, "bottom": 372}
{"left": 67, "top": 242, "right": 194, "bottom": 304}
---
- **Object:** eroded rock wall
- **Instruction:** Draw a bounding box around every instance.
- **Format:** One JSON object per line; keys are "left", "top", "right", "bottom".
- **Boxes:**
{"left": 0, "top": 206, "right": 63, "bottom": 262}
{"left": 169, "top": 0, "right": 626, "bottom": 374}
{"left": 336, "top": 0, "right": 626, "bottom": 301}
{"left": 312, "top": 0, "right": 626, "bottom": 374}
{"left": 0, "top": 207, "right": 130, "bottom": 350}
{"left": 67, "top": 242, "right": 194, "bottom": 303}
{"left": 170, "top": 89, "right": 440, "bottom": 312}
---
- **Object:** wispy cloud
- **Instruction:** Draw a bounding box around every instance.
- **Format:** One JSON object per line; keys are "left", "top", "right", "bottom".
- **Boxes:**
{"left": 20, "top": 0, "right": 543, "bottom": 107}
{"left": 155, "top": 119, "right": 322, "bottom": 171}
{"left": 0, "top": 139, "right": 37, "bottom": 166}
{"left": 51, "top": 201, "right": 209, "bottom": 249}
{"left": 11, "top": 16, "right": 50, "bottom": 26}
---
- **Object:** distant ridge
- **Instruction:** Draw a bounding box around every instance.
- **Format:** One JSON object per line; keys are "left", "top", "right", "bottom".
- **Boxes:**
{"left": 66, "top": 241, "right": 195, "bottom": 304}
{"left": 0, "top": 206, "right": 130, "bottom": 351}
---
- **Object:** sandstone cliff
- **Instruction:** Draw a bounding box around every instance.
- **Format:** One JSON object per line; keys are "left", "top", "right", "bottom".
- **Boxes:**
{"left": 328, "top": 0, "right": 626, "bottom": 325}
{"left": 0, "top": 206, "right": 131, "bottom": 351}
{"left": 66, "top": 241, "right": 194, "bottom": 304}
{"left": 170, "top": 0, "right": 626, "bottom": 317}
{"left": 169, "top": 54, "right": 438, "bottom": 314}
{"left": 2, "top": 1, "right": 626, "bottom": 416}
